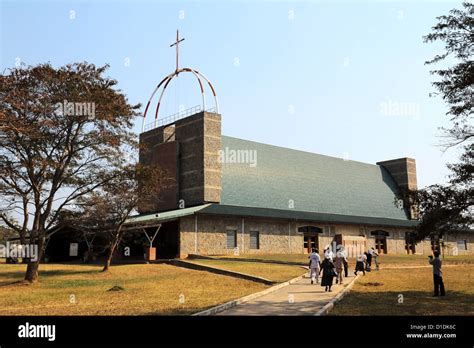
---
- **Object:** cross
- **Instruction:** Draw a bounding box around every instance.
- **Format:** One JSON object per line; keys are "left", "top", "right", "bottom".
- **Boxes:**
{"left": 170, "top": 29, "right": 185, "bottom": 73}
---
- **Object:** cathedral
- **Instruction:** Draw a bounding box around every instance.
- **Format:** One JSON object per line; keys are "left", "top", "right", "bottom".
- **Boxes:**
{"left": 128, "top": 31, "right": 472, "bottom": 260}
{"left": 45, "top": 31, "right": 473, "bottom": 262}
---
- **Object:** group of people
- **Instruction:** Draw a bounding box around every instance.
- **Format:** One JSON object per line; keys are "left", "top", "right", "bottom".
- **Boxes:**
{"left": 308, "top": 246, "right": 379, "bottom": 292}
{"left": 308, "top": 245, "right": 349, "bottom": 292}
{"left": 309, "top": 245, "right": 447, "bottom": 297}
{"left": 354, "top": 247, "right": 379, "bottom": 276}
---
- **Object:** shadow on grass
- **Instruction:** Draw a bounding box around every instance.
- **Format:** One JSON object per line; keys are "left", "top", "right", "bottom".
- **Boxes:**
{"left": 330, "top": 290, "right": 474, "bottom": 316}
{"left": 0, "top": 264, "right": 105, "bottom": 287}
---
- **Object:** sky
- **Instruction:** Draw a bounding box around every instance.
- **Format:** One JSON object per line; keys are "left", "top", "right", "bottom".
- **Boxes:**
{"left": 0, "top": 0, "right": 466, "bottom": 189}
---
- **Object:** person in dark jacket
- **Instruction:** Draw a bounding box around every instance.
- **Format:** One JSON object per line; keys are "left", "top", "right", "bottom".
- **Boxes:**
{"left": 429, "top": 251, "right": 445, "bottom": 296}
{"left": 320, "top": 256, "right": 336, "bottom": 292}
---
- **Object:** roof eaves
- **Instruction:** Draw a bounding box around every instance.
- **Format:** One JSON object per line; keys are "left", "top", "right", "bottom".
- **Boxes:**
{"left": 198, "top": 204, "right": 418, "bottom": 228}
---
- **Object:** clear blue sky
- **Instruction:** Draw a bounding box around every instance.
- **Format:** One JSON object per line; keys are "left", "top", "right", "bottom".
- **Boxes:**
{"left": 0, "top": 0, "right": 464, "bottom": 188}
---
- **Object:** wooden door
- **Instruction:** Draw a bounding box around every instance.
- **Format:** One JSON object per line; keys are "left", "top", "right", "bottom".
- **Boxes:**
{"left": 303, "top": 233, "right": 319, "bottom": 253}
{"left": 375, "top": 236, "right": 387, "bottom": 254}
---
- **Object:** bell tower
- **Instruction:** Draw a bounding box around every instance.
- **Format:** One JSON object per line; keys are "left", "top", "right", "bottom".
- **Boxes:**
{"left": 139, "top": 30, "right": 222, "bottom": 213}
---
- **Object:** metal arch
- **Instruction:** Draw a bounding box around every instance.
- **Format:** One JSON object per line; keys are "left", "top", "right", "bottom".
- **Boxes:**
{"left": 142, "top": 68, "right": 219, "bottom": 132}
{"left": 191, "top": 69, "right": 219, "bottom": 114}
{"left": 154, "top": 74, "right": 175, "bottom": 121}
{"left": 154, "top": 68, "right": 207, "bottom": 121}
{"left": 142, "top": 73, "right": 174, "bottom": 133}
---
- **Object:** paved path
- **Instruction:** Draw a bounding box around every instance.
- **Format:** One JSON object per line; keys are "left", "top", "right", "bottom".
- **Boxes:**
{"left": 216, "top": 273, "right": 356, "bottom": 316}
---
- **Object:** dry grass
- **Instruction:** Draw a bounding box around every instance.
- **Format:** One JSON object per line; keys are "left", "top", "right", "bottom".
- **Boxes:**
{"left": 0, "top": 263, "right": 267, "bottom": 315}
{"left": 212, "top": 253, "right": 474, "bottom": 267}
{"left": 330, "top": 264, "right": 474, "bottom": 316}
{"left": 212, "top": 253, "right": 310, "bottom": 264}
{"left": 187, "top": 259, "right": 306, "bottom": 282}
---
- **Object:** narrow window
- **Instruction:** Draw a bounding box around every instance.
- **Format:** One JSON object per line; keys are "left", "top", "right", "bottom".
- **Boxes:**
{"left": 226, "top": 230, "right": 237, "bottom": 249}
{"left": 250, "top": 231, "right": 260, "bottom": 250}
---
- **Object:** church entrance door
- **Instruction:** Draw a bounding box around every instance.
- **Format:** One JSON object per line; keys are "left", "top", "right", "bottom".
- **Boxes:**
{"left": 375, "top": 236, "right": 387, "bottom": 254}
{"left": 303, "top": 233, "right": 319, "bottom": 253}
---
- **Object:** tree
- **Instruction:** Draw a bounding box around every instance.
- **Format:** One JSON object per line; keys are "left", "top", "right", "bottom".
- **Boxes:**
{"left": 0, "top": 225, "right": 17, "bottom": 242}
{"left": 75, "top": 163, "right": 168, "bottom": 272}
{"left": 0, "top": 63, "right": 140, "bottom": 282}
{"left": 408, "top": 2, "right": 473, "bottom": 241}
{"left": 407, "top": 143, "right": 473, "bottom": 240}
{"left": 423, "top": 1, "right": 473, "bottom": 146}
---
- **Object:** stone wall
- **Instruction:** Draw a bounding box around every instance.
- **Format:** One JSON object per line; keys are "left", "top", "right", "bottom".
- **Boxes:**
{"left": 139, "top": 111, "right": 222, "bottom": 212}
{"left": 177, "top": 214, "right": 441, "bottom": 258}
{"left": 418, "top": 232, "right": 474, "bottom": 256}
{"left": 179, "top": 215, "right": 302, "bottom": 258}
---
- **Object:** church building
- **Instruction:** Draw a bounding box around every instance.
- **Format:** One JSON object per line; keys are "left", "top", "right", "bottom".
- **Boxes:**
{"left": 129, "top": 31, "right": 472, "bottom": 259}
{"left": 44, "top": 31, "right": 473, "bottom": 262}
{"left": 136, "top": 109, "right": 428, "bottom": 258}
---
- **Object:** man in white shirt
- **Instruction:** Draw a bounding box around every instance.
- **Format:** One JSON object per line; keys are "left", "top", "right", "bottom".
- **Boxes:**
{"left": 308, "top": 248, "right": 321, "bottom": 284}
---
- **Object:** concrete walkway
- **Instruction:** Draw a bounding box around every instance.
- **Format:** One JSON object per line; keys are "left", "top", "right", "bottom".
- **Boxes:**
{"left": 216, "top": 273, "right": 356, "bottom": 316}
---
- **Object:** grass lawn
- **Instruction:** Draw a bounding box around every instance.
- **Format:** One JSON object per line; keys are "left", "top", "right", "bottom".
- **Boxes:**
{"left": 211, "top": 253, "right": 474, "bottom": 267}
{"left": 187, "top": 259, "right": 306, "bottom": 282}
{"left": 0, "top": 263, "right": 267, "bottom": 315}
{"left": 212, "top": 253, "right": 310, "bottom": 264}
{"left": 330, "top": 264, "right": 474, "bottom": 316}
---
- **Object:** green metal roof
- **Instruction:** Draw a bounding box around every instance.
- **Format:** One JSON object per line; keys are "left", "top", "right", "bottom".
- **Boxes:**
{"left": 126, "top": 204, "right": 210, "bottom": 225}
{"left": 219, "top": 136, "right": 411, "bottom": 222}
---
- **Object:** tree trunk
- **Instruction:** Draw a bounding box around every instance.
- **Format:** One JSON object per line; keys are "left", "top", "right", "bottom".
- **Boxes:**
{"left": 102, "top": 233, "right": 120, "bottom": 272}
{"left": 24, "top": 236, "right": 45, "bottom": 283}
{"left": 24, "top": 261, "right": 40, "bottom": 283}
{"left": 102, "top": 245, "right": 114, "bottom": 272}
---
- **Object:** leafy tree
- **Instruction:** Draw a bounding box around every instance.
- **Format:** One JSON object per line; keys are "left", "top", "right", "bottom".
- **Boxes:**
{"left": 0, "top": 63, "right": 140, "bottom": 282}
{"left": 408, "top": 2, "right": 473, "bottom": 241}
{"left": 423, "top": 1, "right": 473, "bottom": 146}
{"left": 408, "top": 143, "right": 473, "bottom": 239}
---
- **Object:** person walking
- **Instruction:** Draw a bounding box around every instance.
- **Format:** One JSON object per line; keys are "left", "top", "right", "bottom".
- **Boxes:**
{"left": 365, "top": 249, "right": 372, "bottom": 271}
{"left": 370, "top": 247, "right": 380, "bottom": 271}
{"left": 308, "top": 248, "right": 321, "bottom": 284}
{"left": 429, "top": 251, "right": 445, "bottom": 296}
{"left": 334, "top": 251, "right": 344, "bottom": 285}
{"left": 354, "top": 252, "right": 367, "bottom": 276}
{"left": 320, "top": 256, "right": 336, "bottom": 292}
{"left": 340, "top": 246, "right": 349, "bottom": 277}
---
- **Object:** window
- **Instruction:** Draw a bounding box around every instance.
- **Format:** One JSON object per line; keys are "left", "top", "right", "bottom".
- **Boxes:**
{"left": 298, "top": 226, "right": 323, "bottom": 234}
{"left": 457, "top": 240, "right": 467, "bottom": 251}
{"left": 324, "top": 226, "right": 336, "bottom": 237}
{"left": 370, "top": 230, "right": 390, "bottom": 238}
{"left": 250, "top": 231, "right": 260, "bottom": 249}
{"left": 226, "top": 230, "right": 237, "bottom": 249}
